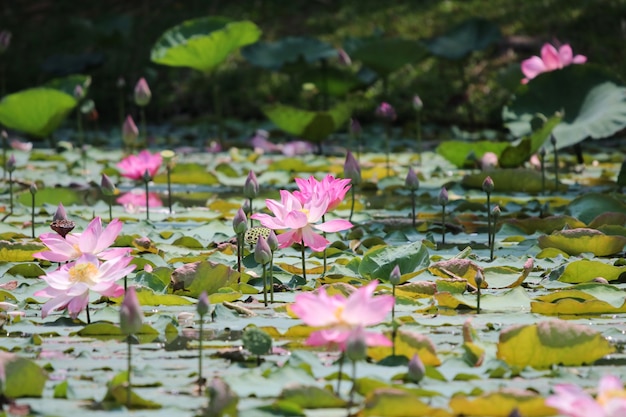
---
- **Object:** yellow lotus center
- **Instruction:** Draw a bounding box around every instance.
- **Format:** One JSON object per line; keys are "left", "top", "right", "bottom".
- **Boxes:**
{"left": 68, "top": 263, "right": 98, "bottom": 286}
{"left": 333, "top": 305, "right": 345, "bottom": 322}
{"left": 300, "top": 208, "right": 310, "bottom": 217}
{"left": 598, "top": 389, "right": 626, "bottom": 406}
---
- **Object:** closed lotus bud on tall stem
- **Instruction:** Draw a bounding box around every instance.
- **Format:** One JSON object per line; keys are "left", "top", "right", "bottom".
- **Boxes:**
{"left": 244, "top": 170, "right": 259, "bottom": 228}
{"left": 134, "top": 78, "right": 151, "bottom": 149}
{"left": 7, "top": 154, "right": 15, "bottom": 214}
{"left": 405, "top": 168, "right": 419, "bottom": 227}
{"left": 101, "top": 173, "right": 117, "bottom": 222}
{"left": 233, "top": 208, "right": 247, "bottom": 274}
{"left": 122, "top": 115, "right": 139, "bottom": 151}
{"left": 161, "top": 150, "right": 176, "bottom": 213}
{"left": 482, "top": 176, "right": 494, "bottom": 247}
{"left": 120, "top": 286, "right": 144, "bottom": 408}
{"left": 197, "top": 291, "right": 209, "bottom": 391}
{"left": 142, "top": 169, "right": 152, "bottom": 221}
{"left": 344, "top": 151, "right": 361, "bottom": 223}
{"left": 490, "top": 205, "right": 501, "bottom": 262}
{"left": 439, "top": 187, "right": 448, "bottom": 246}
{"left": 475, "top": 270, "right": 484, "bottom": 314}
{"left": 254, "top": 236, "right": 272, "bottom": 306}
{"left": 413, "top": 95, "right": 423, "bottom": 160}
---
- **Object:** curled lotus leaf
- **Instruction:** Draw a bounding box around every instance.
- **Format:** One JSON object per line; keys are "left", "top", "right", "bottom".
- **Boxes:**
{"left": 538, "top": 228, "right": 626, "bottom": 256}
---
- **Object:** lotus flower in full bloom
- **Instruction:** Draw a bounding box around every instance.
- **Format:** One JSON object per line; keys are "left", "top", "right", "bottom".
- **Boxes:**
{"left": 34, "top": 217, "right": 131, "bottom": 263}
{"left": 290, "top": 280, "right": 394, "bottom": 349}
{"left": 117, "top": 190, "right": 163, "bottom": 209}
{"left": 546, "top": 375, "right": 626, "bottom": 417}
{"left": 117, "top": 150, "right": 162, "bottom": 181}
{"left": 35, "top": 253, "right": 134, "bottom": 319}
{"left": 521, "top": 42, "right": 587, "bottom": 84}
{"left": 293, "top": 175, "right": 351, "bottom": 212}
{"left": 251, "top": 189, "right": 352, "bottom": 252}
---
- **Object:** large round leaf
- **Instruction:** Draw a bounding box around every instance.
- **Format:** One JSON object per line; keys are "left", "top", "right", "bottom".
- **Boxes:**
{"left": 351, "top": 38, "right": 428, "bottom": 77}
{"left": 150, "top": 16, "right": 261, "bottom": 73}
{"left": 503, "top": 65, "right": 626, "bottom": 149}
{"left": 0, "top": 88, "right": 77, "bottom": 138}
{"left": 424, "top": 17, "right": 501, "bottom": 60}
{"left": 301, "top": 67, "right": 368, "bottom": 97}
{"left": 44, "top": 74, "right": 92, "bottom": 97}
{"left": 262, "top": 102, "right": 352, "bottom": 142}
{"left": 241, "top": 36, "right": 337, "bottom": 70}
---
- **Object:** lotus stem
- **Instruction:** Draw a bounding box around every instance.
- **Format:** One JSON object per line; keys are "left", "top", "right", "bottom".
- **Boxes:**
{"left": 31, "top": 192, "right": 35, "bottom": 238}
{"left": 392, "top": 284, "right": 397, "bottom": 357}
{"left": 552, "top": 136, "right": 559, "bottom": 190}
{"left": 86, "top": 303, "right": 91, "bottom": 324}
{"left": 411, "top": 190, "right": 416, "bottom": 227}
{"left": 486, "top": 192, "right": 492, "bottom": 247}
{"left": 441, "top": 204, "right": 446, "bottom": 246}
{"left": 476, "top": 287, "right": 481, "bottom": 314}
{"left": 167, "top": 165, "right": 172, "bottom": 214}
{"left": 349, "top": 187, "right": 356, "bottom": 223}
{"left": 198, "top": 316, "right": 204, "bottom": 392}
{"left": 127, "top": 336, "right": 132, "bottom": 408}
{"left": 349, "top": 359, "right": 357, "bottom": 408}
{"left": 248, "top": 198, "right": 253, "bottom": 229}
{"left": 385, "top": 121, "right": 391, "bottom": 177}
{"left": 108, "top": 196, "right": 113, "bottom": 223}
{"left": 416, "top": 111, "right": 422, "bottom": 164}
{"left": 8, "top": 171, "right": 13, "bottom": 214}
{"left": 336, "top": 353, "right": 345, "bottom": 395}
{"left": 301, "top": 239, "right": 307, "bottom": 282}
{"left": 144, "top": 179, "right": 150, "bottom": 221}
{"left": 322, "top": 215, "right": 327, "bottom": 276}
{"left": 261, "top": 263, "right": 267, "bottom": 307}
{"left": 236, "top": 232, "right": 243, "bottom": 273}
{"left": 269, "top": 253, "right": 274, "bottom": 304}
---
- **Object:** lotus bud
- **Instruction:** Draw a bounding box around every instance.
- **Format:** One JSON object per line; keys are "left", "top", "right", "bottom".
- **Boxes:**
{"left": 52, "top": 203, "right": 67, "bottom": 222}
{"left": 405, "top": 167, "right": 420, "bottom": 191}
{"left": 232, "top": 208, "right": 248, "bottom": 235}
{"left": 120, "top": 286, "right": 144, "bottom": 336}
{"left": 29, "top": 182, "right": 37, "bottom": 195}
{"left": 116, "top": 76, "right": 126, "bottom": 88}
{"left": 389, "top": 265, "right": 401, "bottom": 286}
{"left": 337, "top": 48, "right": 351, "bottom": 66}
{"left": 539, "top": 147, "right": 546, "bottom": 157}
{"left": 6, "top": 155, "right": 15, "bottom": 173}
{"left": 438, "top": 187, "right": 448, "bottom": 206}
{"left": 197, "top": 291, "right": 210, "bottom": 318}
{"left": 254, "top": 236, "right": 272, "bottom": 265}
{"left": 243, "top": 170, "right": 259, "bottom": 199}
{"left": 492, "top": 205, "right": 501, "bottom": 219}
{"left": 408, "top": 353, "right": 425, "bottom": 383}
{"left": 550, "top": 134, "right": 557, "bottom": 146}
{"left": 350, "top": 118, "right": 362, "bottom": 136}
{"left": 480, "top": 152, "right": 498, "bottom": 171}
{"left": 0, "top": 30, "right": 11, "bottom": 53}
{"left": 267, "top": 230, "right": 279, "bottom": 252}
{"left": 74, "top": 85, "right": 85, "bottom": 100}
{"left": 475, "top": 270, "right": 484, "bottom": 288}
{"left": 412, "top": 95, "right": 423, "bottom": 111}
{"left": 50, "top": 203, "right": 75, "bottom": 238}
{"left": 134, "top": 77, "right": 151, "bottom": 107}
{"left": 482, "top": 176, "right": 494, "bottom": 193}
{"left": 375, "top": 102, "right": 397, "bottom": 121}
{"left": 142, "top": 168, "right": 152, "bottom": 183}
{"left": 206, "top": 377, "right": 239, "bottom": 416}
{"left": 122, "top": 115, "right": 139, "bottom": 146}
{"left": 343, "top": 151, "right": 361, "bottom": 185}
{"left": 345, "top": 327, "right": 367, "bottom": 362}
{"left": 100, "top": 173, "right": 118, "bottom": 196}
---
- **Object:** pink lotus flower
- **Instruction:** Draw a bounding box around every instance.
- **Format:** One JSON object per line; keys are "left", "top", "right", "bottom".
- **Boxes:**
{"left": 291, "top": 280, "right": 394, "bottom": 349}
{"left": 251, "top": 189, "right": 352, "bottom": 252}
{"left": 34, "top": 217, "right": 131, "bottom": 263}
{"left": 116, "top": 190, "right": 163, "bottom": 208}
{"left": 546, "top": 375, "right": 626, "bottom": 417}
{"left": 34, "top": 253, "right": 134, "bottom": 319}
{"left": 117, "top": 150, "right": 162, "bottom": 181}
{"left": 293, "top": 175, "right": 351, "bottom": 212}
{"left": 521, "top": 42, "right": 587, "bottom": 84}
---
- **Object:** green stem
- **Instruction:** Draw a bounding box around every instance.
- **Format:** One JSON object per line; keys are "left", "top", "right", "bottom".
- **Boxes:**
{"left": 301, "top": 239, "right": 307, "bottom": 282}
{"left": 31, "top": 192, "right": 35, "bottom": 238}
{"left": 144, "top": 179, "right": 150, "bottom": 221}
{"left": 392, "top": 285, "right": 396, "bottom": 357}
{"left": 108, "top": 195, "right": 113, "bottom": 223}
{"left": 198, "top": 317, "right": 204, "bottom": 391}
{"left": 486, "top": 193, "right": 491, "bottom": 247}
{"left": 476, "top": 288, "right": 481, "bottom": 314}
{"left": 441, "top": 204, "right": 446, "bottom": 246}
{"left": 248, "top": 197, "right": 253, "bottom": 228}
{"left": 540, "top": 153, "right": 546, "bottom": 196}
{"left": 86, "top": 302, "right": 91, "bottom": 324}
{"left": 349, "top": 187, "right": 356, "bottom": 223}
{"left": 9, "top": 171, "right": 13, "bottom": 213}
{"left": 336, "top": 353, "right": 345, "bottom": 395}
{"left": 167, "top": 165, "right": 172, "bottom": 214}
{"left": 127, "top": 336, "right": 132, "bottom": 409}
{"left": 262, "top": 263, "right": 267, "bottom": 307}
{"left": 236, "top": 233, "right": 243, "bottom": 273}
{"left": 416, "top": 111, "right": 422, "bottom": 164}
{"left": 348, "top": 360, "right": 357, "bottom": 409}
{"left": 411, "top": 191, "right": 416, "bottom": 227}
{"left": 269, "top": 254, "right": 274, "bottom": 304}
{"left": 322, "top": 214, "right": 327, "bottom": 276}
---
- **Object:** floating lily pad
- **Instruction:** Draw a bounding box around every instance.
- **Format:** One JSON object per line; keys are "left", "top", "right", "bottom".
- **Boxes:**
{"left": 262, "top": 102, "right": 352, "bottom": 142}
{"left": 497, "top": 320, "right": 614, "bottom": 368}
{"left": 462, "top": 169, "right": 568, "bottom": 193}
{"left": 361, "top": 388, "right": 450, "bottom": 417}
{"left": 0, "top": 88, "right": 77, "bottom": 138}
{"left": 351, "top": 38, "right": 428, "bottom": 76}
{"left": 358, "top": 241, "right": 429, "bottom": 282}
{"left": 538, "top": 228, "right": 626, "bottom": 256}
{"left": 242, "top": 36, "right": 337, "bottom": 70}
{"left": 449, "top": 389, "right": 553, "bottom": 417}
{"left": 531, "top": 283, "right": 626, "bottom": 315}
{"left": 151, "top": 16, "right": 261, "bottom": 73}
{"left": 557, "top": 260, "right": 626, "bottom": 283}
{"left": 424, "top": 17, "right": 501, "bottom": 60}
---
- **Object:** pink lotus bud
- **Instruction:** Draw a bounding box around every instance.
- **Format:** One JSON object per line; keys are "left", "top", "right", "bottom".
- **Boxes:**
{"left": 482, "top": 176, "right": 494, "bottom": 193}
{"left": 254, "top": 236, "right": 272, "bottom": 265}
{"left": 350, "top": 118, "right": 362, "bottom": 135}
{"left": 344, "top": 151, "right": 361, "bottom": 185}
{"left": 100, "top": 174, "right": 118, "bottom": 196}
{"left": 120, "top": 286, "right": 144, "bottom": 335}
{"left": 405, "top": 167, "right": 420, "bottom": 191}
{"left": 134, "top": 77, "right": 151, "bottom": 107}
{"left": 50, "top": 203, "right": 75, "bottom": 237}
{"left": 6, "top": 155, "right": 16, "bottom": 173}
{"left": 390, "top": 265, "right": 401, "bottom": 286}
{"left": 122, "top": 115, "right": 139, "bottom": 146}
{"left": 267, "top": 230, "right": 279, "bottom": 252}
{"left": 337, "top": 48, "right": 351, "bottom": 66}
{"left": 438, "top": 187, "right": 448, "bottom": 206}
{"left": 197, "top": 291, "right": 210, "bottom": 317}
{"left": 480, "top": 152, "right": 498, "bottom": 171}
{"left": 52, "top": 203, "right": 68, "bottom": 222}
{"left": 243, "top": 170, "right": 259, "bottom": 199}
{"left": 475, "top": 270, "right": 484, "bottom": 288}
{"left": 345, "top": 327, "right": 367, "bottom": 361}
{"left": 375, "top": 102, "right": 396, "bottom": 121}
{"left": 233, "top": 208, "right": 248, "bottom": 235}
{"left": 0, "top": 30, "right": 11, "bottom": 53}
{"left": 408, "top": 353, "right": 425, "bottom": 383}
{"left": 413, "top": 95, "right": 423, "bottom": 111}
{"left": 29, "top": 182, "right": 37, "bottom": 195}
{"left": 492, "top": 205, "right": 501, "bottom": 218}
{"left": 74, "top": 85, "right": 85, "bottom": 100}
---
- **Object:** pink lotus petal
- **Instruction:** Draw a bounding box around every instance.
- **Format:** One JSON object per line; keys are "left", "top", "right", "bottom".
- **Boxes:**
{"left": 315, "top": 219, "right": 352, "bottom": 233}
{"left": 300, "top": 226, "right": 329, "bottom": 252}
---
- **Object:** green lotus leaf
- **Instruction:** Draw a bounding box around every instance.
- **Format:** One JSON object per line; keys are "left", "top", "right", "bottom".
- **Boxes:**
{"left": 435, "top": 287, "right": 531, "bottom": 312}
{"left": 506, "top": 215, "right": 586, "bottom": 235}
{"left": 462, "top": 169, "right": 567, "bottom": 193}
{"left": 262, "top": 102, "right": 352, "bottom": 142}
{"left": 497, "top": 320, "right": 615, "bottom": 368}
{"left": 151, "top": 16, "right": 261, "bottom": 73}
{"left": 241, "top": 36, "right": 337, "bottom": 70}
{"left": 361, "top": 388, "right": 449, "bottom": 417}
{"left": 436, "top": 141, "right": 509, "bottom": 168}
{"left": 358, "top": 241, "right": 429, "bottom": 282}
{"left": 279, "top": 385, "right": 346, "bottom": 409}
{"left": 424, "top": 17, "right": 501, "bottom": 60}
{"left": 171, "top": 260, "right": 240, "bottom": 298}
{"left": 449, "top": 390, "right": 555, "bottom": 417}
{"left": 351, "top": 38, "right": 428, "bottom": 76}
{"left": 557, "top": 260, "right": 626, "bottom": 283}
{"left": 44, "top": 74, "right": 92, "bottom": 97}
{"left": 499, "top": 113, "right": 562, "bottom": 167}
{"left": 0, "top": 352, "right": 47, "bottom": 398}
{"left": 565, "top": 193, "right": 626, "bottom": 224}
{"left": 503, "top": 65, "right": 626, "bottom": 149}
{"left": 0, "top": 88, "right": 77, "bottom": 138}
{"left": 538, "top": 228, "right": 626, "bottom": 256}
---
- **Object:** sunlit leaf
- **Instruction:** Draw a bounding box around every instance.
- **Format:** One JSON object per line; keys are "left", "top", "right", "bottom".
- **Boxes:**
{"left": 538, "top": 228, "right": 626, "bottom": 256}
{"left": 0, "top": 352, "right": 47, "bottom": 398}
{"left": 171, "top": 260, "right": 240, "bottom": 298}
{"left": 449, "top": 389, "right": 554, "bottom": 417}
{"left": 361, "top": 388, "right": 451, "bottom": 416}
{"left": 557, "top": 259, "right": 626, "bottom": 283}
{"left": 436, "top": 287, "right": 531, "bottom": 312}
{"left": 429, "top": 258, "right": 486, "bottom": 289}
{"left": 279, "top": 385, "right": 346, "bottom": 408}
{"left": 497, "top": 320, "right": 614, "bottom": 368}
{"left": 262, "top": 102, "right": 352, "bottom": 142}
{"left": 0, "top": 241, "right": 45, "bottom": 262}
{"left": 436, "top": 141, "right": 509, "bottom": 168}
{"left": 359, "top": 241, "right": 429, "bottom": 281}
{"left": 368, "top": 330, "right": 441, "bottom": 366}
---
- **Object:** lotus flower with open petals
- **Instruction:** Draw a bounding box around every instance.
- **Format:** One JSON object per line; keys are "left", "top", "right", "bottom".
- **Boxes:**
{"left": 290, "top": 280, "right": 394, "bottom": 349}
{"left": 34, "top": 217, "right": 131, "bottom": 263}
{"left": 251, "top": 189, "right": 352, "bottom": 252}
{"left": 35, "top": 253, "right": 134, "bottom": 319}
{"left": 546, "top": 375, "right": 626, "bottom": 417}
{"left": 117, "top": 150, "right": 162, "bottom": 181}
{"left": 521, "top": 42, "right": 587, "bottom": 84}
{"left": 294, "top": 175, "right": 351, "bottom": 212}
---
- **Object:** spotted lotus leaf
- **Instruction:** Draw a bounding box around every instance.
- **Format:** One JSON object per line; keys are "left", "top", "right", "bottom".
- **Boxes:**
{"left": 244, "top": 226, "right": 271, "bottom": 245}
